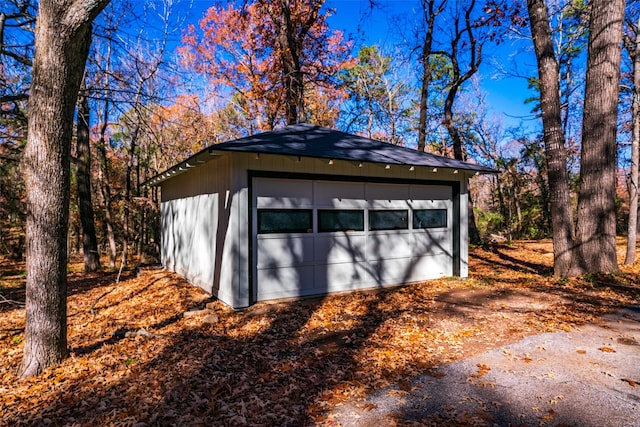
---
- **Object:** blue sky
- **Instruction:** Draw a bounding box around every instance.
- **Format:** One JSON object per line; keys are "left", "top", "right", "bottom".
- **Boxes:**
{"left": 324, "top": 0, "right": 539, "bottom": 131}
{"left": 178, "top": 0, "right": 539, "bottom": 134}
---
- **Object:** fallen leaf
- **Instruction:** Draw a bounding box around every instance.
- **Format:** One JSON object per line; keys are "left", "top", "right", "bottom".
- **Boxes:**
{"left": 541, "top": 408, "right": 557, "bottom": 420}
{"left": 4, "top": 241, "right": 640, "bottom": 426}
{"left": 387, "top": 389, "right": 409, "bottom": 397}
{"left": 470, "top": 363, "right": 491, "bottom": 378}
{"left": 621, "top": 378, "right": 637, "bottom": 387}
{"left": 427, "top": 370, "right": 447, "bottom": 379}
{"left": 357, "top": 403, "right": 378, "bottom": 411}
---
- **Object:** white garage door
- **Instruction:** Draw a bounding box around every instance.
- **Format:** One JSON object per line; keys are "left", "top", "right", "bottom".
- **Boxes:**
{"left": 252, "top": 177, "right": 454, "bottom": 302}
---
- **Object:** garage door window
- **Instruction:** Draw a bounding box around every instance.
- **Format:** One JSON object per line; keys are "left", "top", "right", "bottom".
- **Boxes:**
{"left": 318, "top": 209, "right": 364, "bottom": 232}
{"left": 257, "top": 209, "right": 313, "bottom": 234}
{"left": 413, "top": 209, "right": 447, "bottom": 229}
{"left": 369, "top": 210, "right": 409, "bottom": 231}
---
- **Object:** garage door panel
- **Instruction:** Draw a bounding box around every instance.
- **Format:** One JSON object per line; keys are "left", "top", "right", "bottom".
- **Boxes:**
{"left": 314, "top": 181, "right": 365, "bottom": 207}
{"left": 315, "top": 234, "right": 366, "bottom": 263}
{"left": 409, "top": 199, "right": 451, "bottom": 210}
{"left": 412, "top": 230, "right": 451, "bottom": 255}
{"left": 256, "top": 265, "right": 315, "bottom": 300}
{"left": 315, "top": 261, "right": 369, "bottom": 291}
{"left": 410, "top": 185, "right": 451, "bottom": 201}
{"left": 370, "top": 253, "right": 452, "bottom": 284}
{"left": 255, "top": 178, "right": 313, "bottom": 208}
{"left": 256, "top": 235, "right": 314, "bottom": 268}
{"left": 366, "top": 183, "right": 410, "bottom": 201}
{"left": 406, "top": 253, "right": 453, "bottom": 281}
{"left": 367, "top": 232, "right": 415, "bottom": 259}
{"left": 368, "top": 257, "right": 417, "bottom": 284}
{"left": 257, "top": 196, "right": 313, "bottom": 209}
{"left": 253, "top": 178, "right": 456, "bottom": 302}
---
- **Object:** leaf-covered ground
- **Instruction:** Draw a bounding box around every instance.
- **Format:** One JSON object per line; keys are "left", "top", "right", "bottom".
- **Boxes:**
{"left": 1, "top": 240, "right": 639, "bottom": 426}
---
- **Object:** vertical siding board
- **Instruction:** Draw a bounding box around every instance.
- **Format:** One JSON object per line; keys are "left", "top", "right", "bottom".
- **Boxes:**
{"left": 458, "top": 177, "right": 469, "bottom": 277}
{"left": 234, "top": 154, "right": 250, "bottom": 308}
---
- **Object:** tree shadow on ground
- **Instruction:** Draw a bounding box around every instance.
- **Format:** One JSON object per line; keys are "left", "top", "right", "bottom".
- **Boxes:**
{"left": 3, "top": 244, "right": 640, "bottom": 425}
{"left": 67, "top": 270, "right": 131, "bottom": 296}
{"left": 476, "top": 243, "right": 553, "bottom": 275}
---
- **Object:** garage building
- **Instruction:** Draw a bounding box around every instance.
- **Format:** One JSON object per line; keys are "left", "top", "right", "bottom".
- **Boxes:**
{"left": 147, "top": 124, "right": 496, "bottom": 309}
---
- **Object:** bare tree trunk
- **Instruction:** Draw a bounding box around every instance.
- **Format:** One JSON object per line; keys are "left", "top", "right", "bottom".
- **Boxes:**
{"left": 625, "top": 16, "right": 640, "bottom": 265}
{"left": 417, "top": 0, "right": 446, "bottom": 152}
{"left": 527, "top": 0, "right": 575, "bottom": 277}
{"left": 441, "top": 0, "right": 482, "bottom": 244}
{"left": 136, "top": 153, "right": 143, "bottom": 258}
{"left": 19, "top": 0, "right": 109, "bottom": 379}
{"left": 98, "top": 100, "right": 117, "bottom": 268}
{"left": 123, "top": 124, "right": 140, "bottom": 266}
{"left": 76, "top": 83, "right": 101, "bottom": 272}
{"left": 572, "top": 0, "right": 625, "bottom": 274}
{"left": 269, "top": 0, "right": 321, "bottom": 125}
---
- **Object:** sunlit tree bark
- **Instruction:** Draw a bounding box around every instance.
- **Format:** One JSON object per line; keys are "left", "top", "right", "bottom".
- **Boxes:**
{"left": 571, "top": 0, "right": 625, "bottom": 275}
{"left": 19, "top": 0, "right": 109, "bottom": 378}
{"left": 624, "top": 14, "right": 640, "bottom": 265}
{"left": 527, "top": 0, "right": 575, "bottom": 276}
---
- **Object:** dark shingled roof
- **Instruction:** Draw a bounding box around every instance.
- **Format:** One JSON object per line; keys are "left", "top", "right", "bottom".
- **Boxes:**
{"left": 210, "top": 124, "right": 497, "bottom": 172}
{"left": 145, "top": 124, "right": 497, "bottom": 186}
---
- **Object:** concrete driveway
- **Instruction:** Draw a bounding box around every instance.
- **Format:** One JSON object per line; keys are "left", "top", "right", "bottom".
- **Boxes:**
{"left": 328, "top": 306, "right": 640, "bottom": 426}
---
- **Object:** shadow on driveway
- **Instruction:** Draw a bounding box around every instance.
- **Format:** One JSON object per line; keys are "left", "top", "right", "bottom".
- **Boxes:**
{"left": 329, "top": 306, "right": 640, "bottom": 426}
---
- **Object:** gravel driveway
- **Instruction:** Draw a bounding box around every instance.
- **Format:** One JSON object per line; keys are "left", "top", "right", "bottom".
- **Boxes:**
{"left": 328, "top": 306, "right": 640, "bottom": 426}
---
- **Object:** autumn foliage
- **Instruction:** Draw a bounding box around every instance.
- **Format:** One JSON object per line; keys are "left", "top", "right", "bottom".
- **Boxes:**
{"left": 179, "top": 0, "right": 351, "bottom": 131}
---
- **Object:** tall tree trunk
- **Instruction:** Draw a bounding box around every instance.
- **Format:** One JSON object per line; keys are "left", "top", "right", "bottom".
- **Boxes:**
{"left": 136, "top": 151, "right": 143, "bottom": 257}
{"left": 123, "top": 124, "right": 140, "bottom": 266}
{"left": 98, "top": 100, "right": 117, "bottom": 268}
{"left": 438, "top": 0, "right": 482, "bottom": 244}
{"left": 625, "top": 16, "right": 640, "bottom": 265}
{"left": 76, "top": 83, "right": 101, "bottom": 272}
{"left": 269, "top": 0, "right": 322, "bottom": 125}
{"left": 572, "top": 0, "right": 625, "bottom": 274}
{"left": 527, "top": 0, "right": 575, "bottom": 277}
{"left": 417, "top": 0, "right": 445, "bottom": 152}
{"left": 444, "top": 91, "right": 482, "bottom": 244}
{"left": 19, "top": 0, "right": 109, "bottom": 379}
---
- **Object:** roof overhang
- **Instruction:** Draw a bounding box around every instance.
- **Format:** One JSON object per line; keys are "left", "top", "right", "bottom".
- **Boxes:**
{"left": 143, "top": 124, "right": 498, "bottom": 187}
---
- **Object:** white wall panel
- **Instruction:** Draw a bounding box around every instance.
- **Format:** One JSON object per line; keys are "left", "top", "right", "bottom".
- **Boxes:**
{"left": 160, "top": 194, "right": 218, "bottom": 293}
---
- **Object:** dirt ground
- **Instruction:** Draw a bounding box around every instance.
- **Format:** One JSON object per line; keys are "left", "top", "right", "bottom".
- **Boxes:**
{"left": 1, "top": 240, "right": 639, "bottom": 425}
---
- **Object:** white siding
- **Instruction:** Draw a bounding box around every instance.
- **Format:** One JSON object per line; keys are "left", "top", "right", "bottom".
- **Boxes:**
{"left": 160, "top": 151, "right": 471, "bottom": 309}
{"left": 160, "top": 155, "right": 242, "bottom": 307}
{"left": 161, "top": 194, "right": 218, "bottom": 290}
